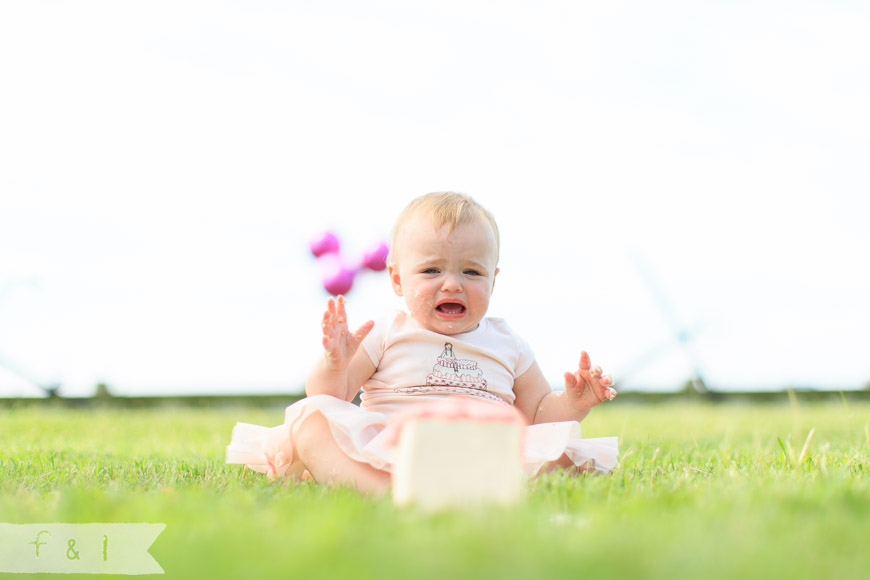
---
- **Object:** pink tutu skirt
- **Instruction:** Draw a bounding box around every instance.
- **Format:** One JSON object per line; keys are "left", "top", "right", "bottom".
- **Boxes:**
{"left": 226, "top": 394, "right": 618, "bottom": 478}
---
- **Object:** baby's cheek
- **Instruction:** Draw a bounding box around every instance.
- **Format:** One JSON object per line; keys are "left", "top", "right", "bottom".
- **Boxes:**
{"left": 405, "top": 290, "right": 430, "bottom": 319}
{"left": 412, "top": 289, "right": 433, "bottom": 307}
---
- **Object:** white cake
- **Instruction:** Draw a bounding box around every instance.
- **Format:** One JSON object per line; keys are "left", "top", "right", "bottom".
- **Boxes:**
{"left": 391, "top": 418, "right": 524, "bottom": 510}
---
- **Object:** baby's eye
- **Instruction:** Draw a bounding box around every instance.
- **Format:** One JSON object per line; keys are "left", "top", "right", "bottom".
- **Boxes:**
{"left": 463, "top": 269, "right": 481, "bottom": 276}
{"left": 422, "top": 268, "right": 440, "bottom": 274}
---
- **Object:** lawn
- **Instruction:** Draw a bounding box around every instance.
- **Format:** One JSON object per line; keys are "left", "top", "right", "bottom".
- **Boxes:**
{"left": 2, "top": 396, "right": 869, "bottom": 579}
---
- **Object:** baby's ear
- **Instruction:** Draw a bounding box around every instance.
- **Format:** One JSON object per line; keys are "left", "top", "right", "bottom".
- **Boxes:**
{"left": 491, "top": 267, "right": 499, "bottom": 294}
{"left": 388, "top": 262, "right": 404, "bottom": 296}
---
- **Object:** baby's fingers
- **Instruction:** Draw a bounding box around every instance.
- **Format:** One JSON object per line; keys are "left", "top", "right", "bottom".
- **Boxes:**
{"left": 322, "top": 297, "right": 337, "bottom": 325}
{"left": 579, "top": 350, "right": 591, "bottom": 372}
{"left": 597, "top": 372, "right": 617, "bottom": 400}
{"left": 352, "top": 320, "right": 375, "bottom": 345}
{"left": 335, "top": 294, "right": 348, "bottom": 324}
{"left": 564, "top": 371, "right": 579, "bottom": 390}
{"left": 322, "top": 296, "right": 351, "bottom": 330}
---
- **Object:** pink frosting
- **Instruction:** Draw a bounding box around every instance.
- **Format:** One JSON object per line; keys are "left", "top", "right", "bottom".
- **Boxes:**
{"left": 387, "top": 397, "right": 527, "bottom": 447}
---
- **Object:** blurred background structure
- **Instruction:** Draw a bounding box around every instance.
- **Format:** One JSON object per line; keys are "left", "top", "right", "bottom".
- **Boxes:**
{"left": 1, "top": 1, "right": 868, "bottom": 398}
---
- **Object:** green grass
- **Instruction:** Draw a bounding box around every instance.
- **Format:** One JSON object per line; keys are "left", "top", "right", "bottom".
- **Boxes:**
{"left": 2, "top": 397, "right": 869, "bottom": 579}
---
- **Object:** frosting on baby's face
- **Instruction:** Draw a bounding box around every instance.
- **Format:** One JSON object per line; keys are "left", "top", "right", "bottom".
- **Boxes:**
{"left": 388, "top": 213, "right": 498, "bottom": 335}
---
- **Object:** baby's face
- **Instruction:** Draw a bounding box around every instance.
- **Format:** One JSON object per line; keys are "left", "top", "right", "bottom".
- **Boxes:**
{"left": 389, "top": 213, "right": 499, "bottom": 335}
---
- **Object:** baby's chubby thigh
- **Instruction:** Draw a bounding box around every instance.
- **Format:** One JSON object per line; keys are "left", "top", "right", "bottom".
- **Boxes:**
{"left": 294, "top": 409, "right": 390, "bottom": 495}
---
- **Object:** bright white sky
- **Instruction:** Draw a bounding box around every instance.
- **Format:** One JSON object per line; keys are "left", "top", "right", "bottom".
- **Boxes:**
{"left": 1, "top": 1, "right": 868, "bottom": 397}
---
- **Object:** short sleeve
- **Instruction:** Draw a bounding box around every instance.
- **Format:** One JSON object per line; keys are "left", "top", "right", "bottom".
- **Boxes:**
{"left": 361, "top": 311, "right": 398, "bottom": 368}
{"left": 512, "top": 328, "right": 536, "bottom": 378}
{"left": 479, "top": 318, "right": 536, "bottom": 379}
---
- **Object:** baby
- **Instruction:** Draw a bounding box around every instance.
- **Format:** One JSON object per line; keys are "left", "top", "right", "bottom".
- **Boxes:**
{"left": 227, "top": 192, "right": 618, "bottom": 494}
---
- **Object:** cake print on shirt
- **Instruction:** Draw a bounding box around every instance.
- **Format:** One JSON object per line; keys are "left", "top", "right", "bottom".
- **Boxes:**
{"left": 426, "top": 342, "right": 488, "bottom": 390}
{"left": 393, "top": 342, "right": 504, "bottom": 403}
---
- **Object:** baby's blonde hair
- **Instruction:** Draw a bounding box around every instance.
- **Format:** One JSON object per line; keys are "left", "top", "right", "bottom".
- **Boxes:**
{"left": 388, "top": 191, "right": 500, "bottom": 265}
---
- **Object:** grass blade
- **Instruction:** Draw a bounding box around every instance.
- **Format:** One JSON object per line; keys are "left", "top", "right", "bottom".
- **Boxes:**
{"left": 797, "top": 428, "right": 816, "bottom": 465}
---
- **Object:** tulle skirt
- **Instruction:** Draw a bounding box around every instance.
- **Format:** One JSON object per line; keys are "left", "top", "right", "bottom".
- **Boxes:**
{"left": 226, "top": 394, "right": 618, "bottom": 479}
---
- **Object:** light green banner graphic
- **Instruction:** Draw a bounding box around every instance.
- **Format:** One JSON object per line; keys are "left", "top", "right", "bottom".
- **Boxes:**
{"left": 0, "top": 523, "right": 165, "bottom": 575}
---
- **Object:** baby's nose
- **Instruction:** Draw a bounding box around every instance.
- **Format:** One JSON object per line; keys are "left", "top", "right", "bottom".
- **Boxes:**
{"left": 441, "top": 273, "right": 462, "bottom": 292}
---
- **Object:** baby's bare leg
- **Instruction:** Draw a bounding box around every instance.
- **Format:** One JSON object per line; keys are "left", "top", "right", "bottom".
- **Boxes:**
{"left": 294, "top": 411, "right": 390, "bottom": 495}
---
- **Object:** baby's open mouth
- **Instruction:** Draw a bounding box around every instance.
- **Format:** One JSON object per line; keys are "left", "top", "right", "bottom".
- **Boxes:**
{"left": 436, "top": 302, "right": 466, "bottom": 315}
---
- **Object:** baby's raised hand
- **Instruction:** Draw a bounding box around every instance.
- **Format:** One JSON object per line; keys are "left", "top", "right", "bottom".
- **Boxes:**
{"left": 563, "top": 351, "right": 617, "bottom": 411}
{"left": 321, "top": 296, "right": 374, "bottom": 371}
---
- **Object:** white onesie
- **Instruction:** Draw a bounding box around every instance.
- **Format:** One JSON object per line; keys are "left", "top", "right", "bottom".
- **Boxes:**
{"left": 360, "top": 310, "right": 536, "bottom": 416}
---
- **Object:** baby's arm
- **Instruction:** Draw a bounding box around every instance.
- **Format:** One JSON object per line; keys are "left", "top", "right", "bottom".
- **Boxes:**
{"left": 513, "top": 351, "right": 616, "bottom": 424}
{"left": 305, "top": 296, "right": 377, "bottom": 402}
